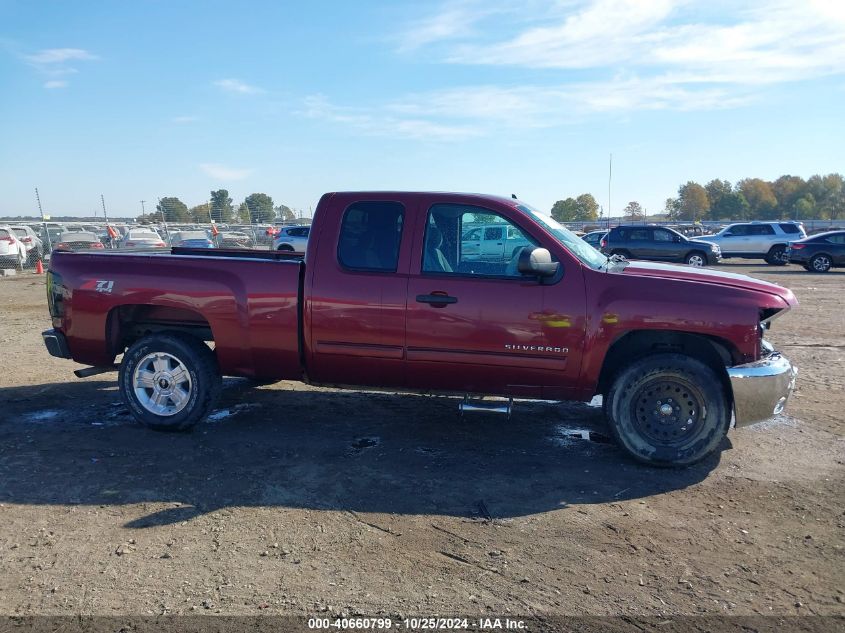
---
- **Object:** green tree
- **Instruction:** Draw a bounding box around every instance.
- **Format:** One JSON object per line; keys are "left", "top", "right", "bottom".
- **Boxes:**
{"left": 806, "top": 173, "right": 844, "bottom": 219}
{"left": 623, "top": 201, "right": 644, "bottom": 221}
{"left": 575, "top": 194, "right": 600, "bottom": 221}
{"left": 275, "top": 204, "right": 296, "bottom": 222}
{"left": 718, "top": 191, "right": 750, "bottom": 220}
{"left": 664, "top": 197, "right": 680, "bottom": 220}
{"left": 675, "top": 182, "right": 709, "bottom": 221}
{"left": 156, "top": 197, "right": 189, "bottom": 222}
{"left": 793, "top": 194, "right": 816, "bottom": 221}
{"left": 551, "top": 198, "right": 579, "bottom": 222}
{"left": 705, "top": 179, "right": 733, "bottom": 220}
{"left": 737, "top": 178, "right": 778, "bottom": 220}
{"left": 236, "top": 202, "right": 250, "bottom": 223}
{"left": 189, "top": 203, "right": 212, "bottom": 223}
{"left": 771, "top": 175, "right": 806, "bottom": 218}
{"left": 210, "top": 189, "right": 235, "bottom": 223}
{"left": 243, "top": 193, "right": 275, "bottom": 223}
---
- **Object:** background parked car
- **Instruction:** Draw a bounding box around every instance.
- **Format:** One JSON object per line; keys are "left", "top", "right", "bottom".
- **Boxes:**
{"left": 169, "top": 230, "right": 215, "bottom": 248}
{"left": 0, "top": 225, "right": 28, "bottom": 268}
{"left": 119, "top": 230, "right": 167, "bottom": 249}
{"left": 54, "top": 231, "right": 105, "bottom": 252}
{"left": 786, "top": 230, "right": 845, "bottom": 272}
{"left": 703, "top": 221, "right": 805, "bottom": 265}
{"left": 273, "top": 225, "right": 310, "bottom": 251}
{"left": 581, "top": 230, "right": 607, "bottom": 249}
{"left": 461, "top": 222, "right": 532, "bottom": 261}
{"left": 217, "top": 231, "right": 253, "bottom": 249}
{"left": 601, "top": 225, "right": 721, "bottom": 266}
{"left": 10, "top": 225, "right": 44, "bottom": 264}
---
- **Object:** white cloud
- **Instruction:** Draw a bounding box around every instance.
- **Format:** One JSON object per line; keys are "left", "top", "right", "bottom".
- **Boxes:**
{"left": 43, "top": 80, "right": 68, "bottom": 89}
{"left": 25, "top": 48, "right": 98, "bottom": 64}
{"left": 200, "top": 163, "right": 252, "bottom": 181}
{"left": 302, "top": 94, "right": 483, "bottom": 141}
{"left": 399, "top": 0, "right": 845, "bottom": 105}
{"left": 213, "top": 78, "right": 263, "bottom": 94}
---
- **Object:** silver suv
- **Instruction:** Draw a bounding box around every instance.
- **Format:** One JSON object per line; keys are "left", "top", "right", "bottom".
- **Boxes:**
{"left": 704, "top": 221, "right": 805, "bottom": 265}
{"left": 272, "top": 225, "right": 310, "bottom": 252}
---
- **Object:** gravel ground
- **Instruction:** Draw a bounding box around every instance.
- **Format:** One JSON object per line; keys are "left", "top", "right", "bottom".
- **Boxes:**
{"left": 0, "top": 261, "right": 842, "bottom": 622}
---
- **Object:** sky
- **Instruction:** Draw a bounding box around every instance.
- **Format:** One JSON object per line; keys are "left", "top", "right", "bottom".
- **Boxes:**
{"left": 1, "top": 0, "right": 844, "bottom": 218}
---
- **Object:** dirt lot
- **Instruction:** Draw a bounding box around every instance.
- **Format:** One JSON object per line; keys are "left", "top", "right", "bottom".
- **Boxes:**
{"left": 0, "top": 262, "right": 842, "bottom": 621}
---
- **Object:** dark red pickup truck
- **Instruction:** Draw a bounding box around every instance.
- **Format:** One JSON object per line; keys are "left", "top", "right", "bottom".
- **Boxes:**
{"left": 43, "top": 192, "right": 798, "bottom": 466}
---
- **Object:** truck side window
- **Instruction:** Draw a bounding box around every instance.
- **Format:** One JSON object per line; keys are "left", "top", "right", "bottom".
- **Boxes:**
{"left": 338, "top": 201, "right": 405, "bottom": 272}
{"left": 423, "top": 204, "right": 537, "bottom": 277}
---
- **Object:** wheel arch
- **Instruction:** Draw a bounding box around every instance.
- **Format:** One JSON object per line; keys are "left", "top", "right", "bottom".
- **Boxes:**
{"left": 596, "top": 330, "right": 738, "bottom": 403}
{"left": 106, "top": 304, "right": 214, "bottom": 357}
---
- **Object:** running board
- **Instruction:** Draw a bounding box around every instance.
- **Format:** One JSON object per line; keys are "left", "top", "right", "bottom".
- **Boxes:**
{"left": 459, "top": 396, "right": 513, "bottom": 420}
{"left": 74, "top": 364, "right": 119, "bottom": 378}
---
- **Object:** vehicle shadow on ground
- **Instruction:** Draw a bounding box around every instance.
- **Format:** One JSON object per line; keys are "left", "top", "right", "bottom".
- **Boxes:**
{"left": 0, "top": 379, "right": 725, "bottom": 527}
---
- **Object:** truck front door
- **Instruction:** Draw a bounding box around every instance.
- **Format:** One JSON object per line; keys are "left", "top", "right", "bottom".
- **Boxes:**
{"left": 406, "top": 200, "right": 586, "bottom": 399}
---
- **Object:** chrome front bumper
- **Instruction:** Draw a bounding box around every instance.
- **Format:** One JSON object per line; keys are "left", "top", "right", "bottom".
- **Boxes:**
{"left": 727, "top": 352, "right": 797, "bottom": 427}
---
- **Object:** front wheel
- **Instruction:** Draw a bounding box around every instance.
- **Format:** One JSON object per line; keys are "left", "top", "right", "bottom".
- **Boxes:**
{"left": 604, "top": 353, "right": 730, "bottom": 467}
{"left": 685, "top": 251, "right": 706, "bottom": 267}
{"left": 119, "top": 333, "right": 221, "bottom": 431}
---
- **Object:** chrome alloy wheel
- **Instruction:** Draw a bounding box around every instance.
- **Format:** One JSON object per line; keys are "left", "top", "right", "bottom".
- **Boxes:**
{"left": 812, "top": 255, "right": 831, "bottom": 272}
{"left": 132, "top": 352, "right": 192, "bottom": 416}
{"left": 687, "top": 254, "right": 705, "bottom": 267}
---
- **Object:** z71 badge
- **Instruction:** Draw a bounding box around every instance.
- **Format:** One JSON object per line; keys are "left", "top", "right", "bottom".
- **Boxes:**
{"left": 80, "top": 279, "right": 114, "bottom": 293}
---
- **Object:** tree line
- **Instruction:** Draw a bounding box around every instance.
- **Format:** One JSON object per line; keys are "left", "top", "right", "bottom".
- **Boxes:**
{"left": 147, "top": 190, "right": 298, "bottom": 224}
{"left": 550, "top": 173, "right": 844, "bottom": 223}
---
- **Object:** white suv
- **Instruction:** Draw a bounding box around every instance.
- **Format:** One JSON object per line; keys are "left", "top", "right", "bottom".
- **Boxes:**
{"left": 273, "top": 225, "right": 310, "bottom": 252}
{"left": 704, "top": 221, "right": 806, "bottom": 265}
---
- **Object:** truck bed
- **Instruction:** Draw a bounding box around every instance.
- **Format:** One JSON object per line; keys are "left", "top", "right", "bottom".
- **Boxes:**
{"left": 47, "top": 249, "right": 304, "bottom": 380}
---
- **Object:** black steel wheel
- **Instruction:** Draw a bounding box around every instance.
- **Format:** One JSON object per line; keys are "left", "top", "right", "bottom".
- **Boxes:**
{"left": 605, "top": 353, "right": 730, "bottom": 467}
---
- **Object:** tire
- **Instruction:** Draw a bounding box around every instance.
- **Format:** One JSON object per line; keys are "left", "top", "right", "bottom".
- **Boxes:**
{"left": 765, "top": 245, "right": 788, "bottom": 265}
{"left": 685, "top": 251, "right": 706, "bottom": 267}
{"left": 809, "top": 253, "right": 832, "bottom": 273}
{"left": 277, "top": 244, "right": 294, "bottom": 252}
{"left": 604, "top": 353, "right": 730, "bottom": 467}
{"left": 119, "top": 333, "right": 221, "bottom": 431}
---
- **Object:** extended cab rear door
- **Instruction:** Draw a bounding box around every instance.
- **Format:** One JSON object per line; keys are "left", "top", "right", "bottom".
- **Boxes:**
{"left": 405, "top": 196, "right": 586, "bottom": 399}
{"left": 304, "top": 194, "right": 411, "bottom": 388}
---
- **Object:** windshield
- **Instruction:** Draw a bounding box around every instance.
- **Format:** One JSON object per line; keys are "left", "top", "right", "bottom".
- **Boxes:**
{"left": 516, "top": 204, "right": 608, "bottom": 270}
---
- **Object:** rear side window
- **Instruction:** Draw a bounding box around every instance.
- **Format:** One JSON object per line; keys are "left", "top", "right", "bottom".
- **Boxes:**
{"left": 653, "top": 229, "right": 673, "bottom": 242}
{"left": 751, "top": 225, "right": 775, "bottom": 235}
{"left": 287, "top": 227, "right": 309, "bottom": 237}
{"left": 629, "top": 229, "right": 650, "bottom": 241}
{"left": 0, "top": 229, "right": 9, "bottom": 239}
{"left": 826, "top": 233, "right": 845, "bottom": 244}
{"left": 779, "top": 223, "right": 801, "bottom": 234}
{"left": 337, "top": 201, "right": 405, "bottom": 272}
{"left": 12, "top": 228, "right": 27, "bottom": 238}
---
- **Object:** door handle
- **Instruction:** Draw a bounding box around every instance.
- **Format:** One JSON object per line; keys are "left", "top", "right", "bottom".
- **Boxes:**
{"left": 416, "top": 293, "right": 458, "bottom": 306}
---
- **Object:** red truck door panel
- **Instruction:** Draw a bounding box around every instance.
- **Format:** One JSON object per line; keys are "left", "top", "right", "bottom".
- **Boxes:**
{"left": 305, "top": 196, "right": 411, "bottom": 388}
{"left": 405, "top": 199, "right": 586, "bottom": 399}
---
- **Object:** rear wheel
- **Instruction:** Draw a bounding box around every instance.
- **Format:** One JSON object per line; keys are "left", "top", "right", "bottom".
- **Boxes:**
{"left": 277, "top": 244, "right": 294, "bottom": 252}
{"left": 809, "top": 253, "right": 832, "bottom": 273}
{"left": 685, "top": 251, "right": 706, "bottom": 267}
{"left": 765, "top": 245, "right": 788, "bottom": 265}
{"left": 605, "top": 353, "right": 729, "bottom": 467}
{"left": 119, "top": 333, "right": 220, "bottom": 431}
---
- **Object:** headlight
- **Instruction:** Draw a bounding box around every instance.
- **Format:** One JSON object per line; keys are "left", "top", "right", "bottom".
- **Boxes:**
{"left": 710, "top": 244, "right": 719, "bottom": 251}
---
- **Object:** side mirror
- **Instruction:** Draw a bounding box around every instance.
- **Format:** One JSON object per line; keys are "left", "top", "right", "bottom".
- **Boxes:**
{"left": 518, "top": 247, "right": 559, "bottom": 278}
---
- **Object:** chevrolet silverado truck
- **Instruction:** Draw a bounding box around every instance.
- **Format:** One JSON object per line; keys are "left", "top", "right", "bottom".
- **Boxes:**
{"left": 42, "top": 192, "right": 798, "bottom": 467}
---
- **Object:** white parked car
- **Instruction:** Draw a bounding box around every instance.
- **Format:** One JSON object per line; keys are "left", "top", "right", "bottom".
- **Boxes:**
{"left": 0, "top": 225, "right": 29, "bottom": 268}
{"left": 10, "top": 225, "right": 44, "bottom": 264}
{"left": 120, "top": 230, "right": 167, "bottom": 249}
{"left": 703, "top": 221, "right": 806, "bottom": 265}
{"left": 273, "top": 225, "right": 310, "bottom": 252}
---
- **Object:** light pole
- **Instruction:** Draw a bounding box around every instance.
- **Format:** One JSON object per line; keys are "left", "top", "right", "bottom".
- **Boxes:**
{"left": 140, "top": 200, "right": 146, "bottom": 222}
